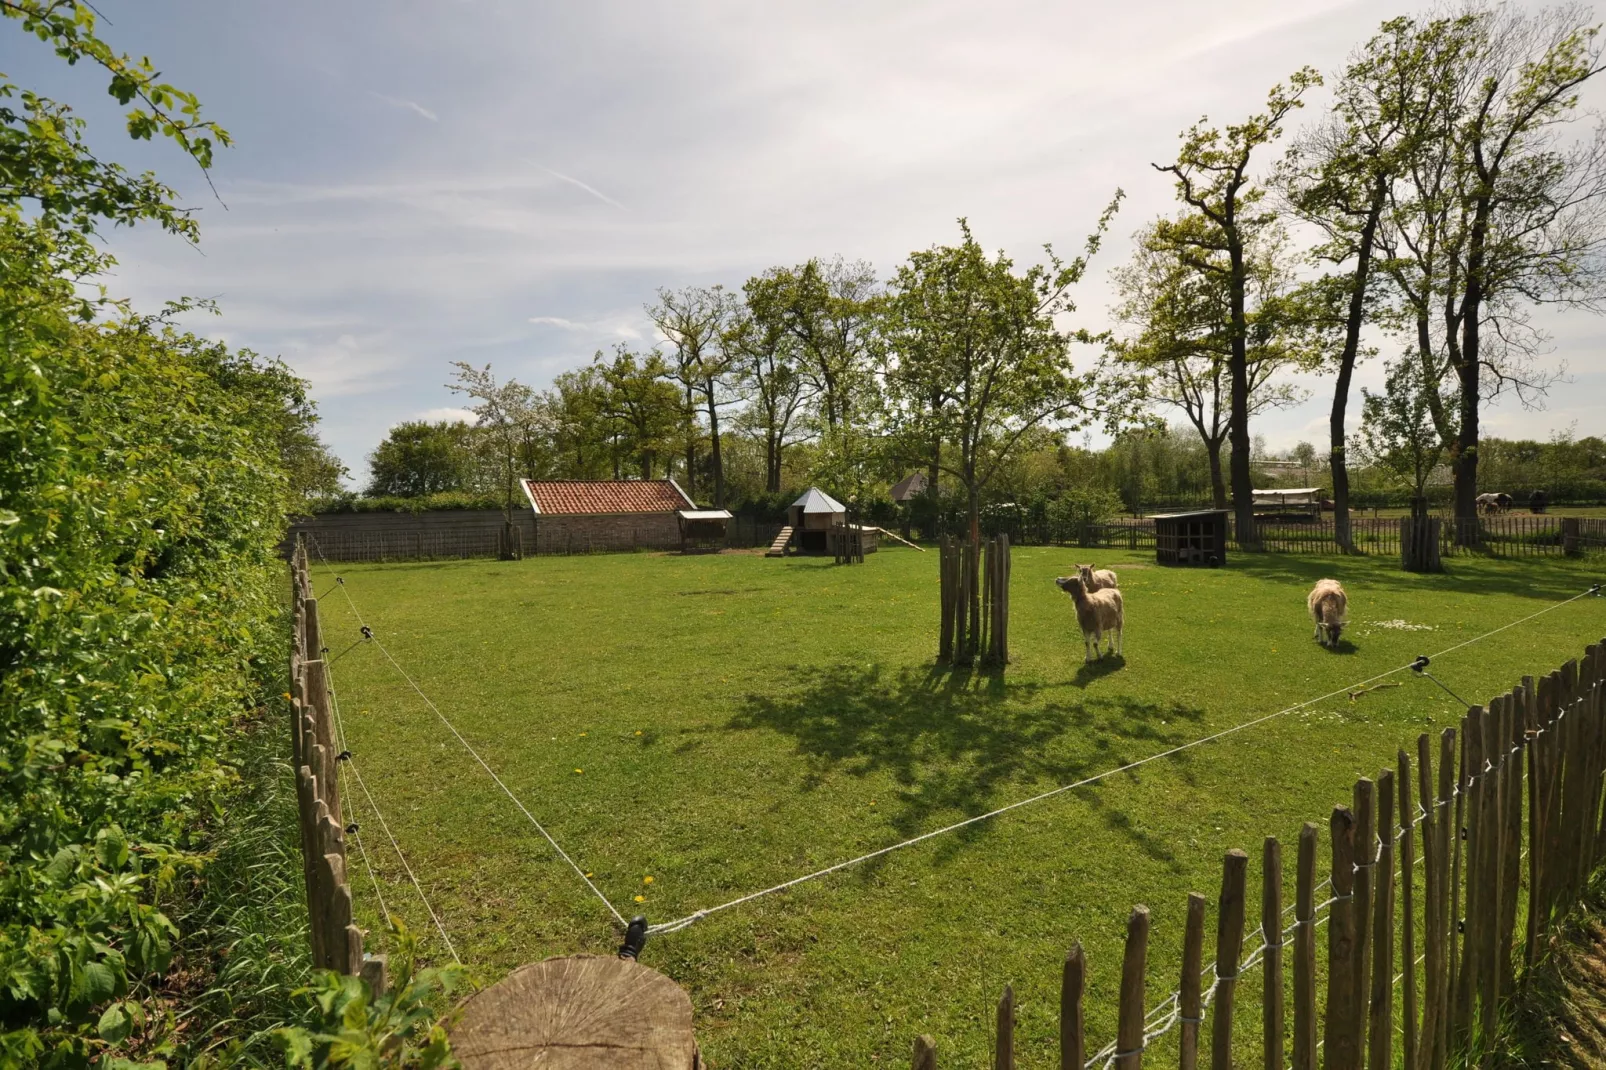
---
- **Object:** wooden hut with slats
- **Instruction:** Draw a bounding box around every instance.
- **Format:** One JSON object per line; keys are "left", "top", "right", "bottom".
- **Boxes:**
{"left": 1152, "top": 508, "right": 1228, "bottom": 567}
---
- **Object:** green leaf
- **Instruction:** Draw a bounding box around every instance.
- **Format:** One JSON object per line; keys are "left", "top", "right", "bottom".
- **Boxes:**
{"left": 76, "top": 960, "right": 118, "bottom": 1005}
{"left": 97, "top": 1001, "right": 131, "bottom": 1044}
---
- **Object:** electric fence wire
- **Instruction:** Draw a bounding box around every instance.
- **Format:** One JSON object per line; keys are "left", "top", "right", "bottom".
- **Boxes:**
{"left": 323, "top": 653, "right": 462, "bottom": 964}
{"left": 649, "top": 585, "right": 1601, "bottom": 936}
{"left": 306, "top": 536, "right": 627, "bottom": 929}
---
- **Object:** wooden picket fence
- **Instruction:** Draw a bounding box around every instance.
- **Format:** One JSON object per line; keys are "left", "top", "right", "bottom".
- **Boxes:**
{"left": 910, "top": 639, "right": 1606, "bottom": 1067}
{"left": 938, "top": 534, "right": 1011, "bottom": 668}
{"left": 289, "top": 538, "right": 387, "bottom": 992}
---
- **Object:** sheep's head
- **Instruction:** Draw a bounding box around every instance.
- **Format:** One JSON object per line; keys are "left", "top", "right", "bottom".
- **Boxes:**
{"left": 1324, "top": 620, "right": 1345, "bottom": 647}
{"left": 1055, "top": 575, "right": 1086, "bottom": 597}
{"left": 1075, "top": 564, "right": 1095, "bottom": 585}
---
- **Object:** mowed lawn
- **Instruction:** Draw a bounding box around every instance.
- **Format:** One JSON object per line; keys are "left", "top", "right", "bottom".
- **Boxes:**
{"left": 311, "top": 545, "right": 1606, "bottom": 1067}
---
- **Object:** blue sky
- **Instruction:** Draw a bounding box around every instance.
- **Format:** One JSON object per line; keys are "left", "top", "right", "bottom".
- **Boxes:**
{"left": 10, "top": 0, "right": 1605, "bottom": 483}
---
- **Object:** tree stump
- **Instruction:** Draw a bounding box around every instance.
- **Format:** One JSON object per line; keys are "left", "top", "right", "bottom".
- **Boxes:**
{"left": 449, "top": 955, "right": 700, "bottom": 1069}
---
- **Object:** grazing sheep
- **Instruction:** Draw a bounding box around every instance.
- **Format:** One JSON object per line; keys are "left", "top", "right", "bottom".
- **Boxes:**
{"left": 1308, "top": 578, "right": 1348, "bottom": 649}
{"left": 1076, "top": 563, "right": 1119, "bottom": 592}
{"left": 1056, "top": 574, "right": 1124, "bottom": 663}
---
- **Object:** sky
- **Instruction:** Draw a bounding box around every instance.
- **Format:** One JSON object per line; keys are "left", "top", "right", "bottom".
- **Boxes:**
{"left": 9, "top": 0, "right": 1606, "bottom": 485}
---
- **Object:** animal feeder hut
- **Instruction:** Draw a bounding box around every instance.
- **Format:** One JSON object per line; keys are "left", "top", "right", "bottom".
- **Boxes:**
{"left": 1152, "top": 509, "right": 1228, "bottom": 567}
{"left": 786, "top": 487, "right": 878, "bottom": 556}
{"left": 676, "top": 509, "right": 732, "bottom": 554}
{"left": 1252, "top": 487, "right": 1323, "bottom": 521}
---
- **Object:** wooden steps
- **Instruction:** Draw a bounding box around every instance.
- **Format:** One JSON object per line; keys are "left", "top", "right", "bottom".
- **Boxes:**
{"left": 764, "top": 525, "right": 794, "bottom": 557}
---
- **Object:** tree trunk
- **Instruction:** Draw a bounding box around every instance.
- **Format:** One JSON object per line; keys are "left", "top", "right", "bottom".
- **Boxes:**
{"left": 765, "top": 430, "right": 781, "bottom": 494}
{"left": 1206, "top": 440, "right": 1228, "bottom": 509}
{"left": 928, "top": 438, "right": 941, "bottom": 499}
{"left": 1227, "top": 237, "right": 1257, "bottom": 547}
{"left": 1331, "top": 179, "right": 1386, "bottom": 554}
{"left": 683, "top": 383, "right": 696, "bottom": 497}
{"left": 966, "top": 484, "right": 982, "bottom": 665}
{"left": 704, "top": 384, "right": 724, "bottom": 508}
{"left": 1453, "top": 201, "right": 1489, "bottom": 539}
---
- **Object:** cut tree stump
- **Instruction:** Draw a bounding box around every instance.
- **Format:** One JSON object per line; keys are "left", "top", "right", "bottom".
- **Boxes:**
{"left": 449, "top": 955, "right": 700, "bottom": 1069}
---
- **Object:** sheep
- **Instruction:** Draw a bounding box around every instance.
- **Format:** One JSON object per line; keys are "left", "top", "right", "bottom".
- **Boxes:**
{"left": 1056, "top": 574, "right": 1124, "bottom": 663}
{"left": 1307, "top": 578, "right": 1348, "bottom": 649}
{"left": 1075, "top": 563, "right": 1119, "bottom": 592}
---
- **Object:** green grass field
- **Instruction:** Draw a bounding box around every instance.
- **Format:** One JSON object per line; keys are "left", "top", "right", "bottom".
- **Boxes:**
{"left": 311, "top": 546, "right": 1606, "bottom": 1067}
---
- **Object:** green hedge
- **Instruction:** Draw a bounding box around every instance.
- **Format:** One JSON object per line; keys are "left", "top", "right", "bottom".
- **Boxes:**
{"left": 0, "top": 217, "right": 298, "bottom": 1065}
{"left": 306, "top": 490, "right": 506, "bottom": 514}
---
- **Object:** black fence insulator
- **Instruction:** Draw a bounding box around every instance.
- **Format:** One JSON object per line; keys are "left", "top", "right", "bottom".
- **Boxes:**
{"left": 360, "top": 625, "right": 373, "bottom": 640}
{"left": 1411, "top": 655, "right": 1431, "bottom": 673}
{"left": 618, "top": 916, "right": 649, "bottom": 960}
{"left": 336, "top": 750, "right": 352, "bottom": 762}
{"left": 345, "top": 822, "right": 359, "bottom": 835}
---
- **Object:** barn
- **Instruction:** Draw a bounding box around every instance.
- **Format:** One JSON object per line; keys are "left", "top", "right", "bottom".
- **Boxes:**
{"left": 521, "top": 479, "right": 695, "bottom": 554}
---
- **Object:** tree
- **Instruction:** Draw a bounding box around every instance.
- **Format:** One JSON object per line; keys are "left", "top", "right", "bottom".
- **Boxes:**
{"left": 882, "top": 208, "right": 1127, "bottom": 551}
{"left": 1153, "top": 68, "right": 1321, "bottom": 544}
{"left": 745, "top": 257, "right": 880, "bottom": 432}
{"left": 1442, "top": 4, "right": 1606, "bottom": 528}
{"left": 366, "top": 420, "right": 475, "bottom": 497}
{"left": 727, "top": 291, "right": 812, "bottom": 493}
{"left": 1370, "top": 6, "right": 1606, "bottom": 532}
{"left": 446, "top": 362, "right": 540, "bottom": 521}
{"left": 648, "top": 285, "right": 739, "bottom": 506}
{"left": 1111, "top": 213, "right": 1309, "bottom": 508}
{"left": 594, "top": 345, "right": 681, "bottom": 479}
{"left": 1355, "top": 355, "right": 1456, "bottom": 498}
{"left": 544, "top": 365, "right": 613, "bottom": 479}
{"left": 1280, "top": 16, "right": 1439, "bottom": 550}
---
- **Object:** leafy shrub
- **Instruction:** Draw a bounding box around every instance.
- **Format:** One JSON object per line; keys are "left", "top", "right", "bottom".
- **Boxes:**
{"left": 305, "top": 491, "right": 506, "bottom": 515}
{"left": 0, "top": 218, "right": 297, "bottom": 1064}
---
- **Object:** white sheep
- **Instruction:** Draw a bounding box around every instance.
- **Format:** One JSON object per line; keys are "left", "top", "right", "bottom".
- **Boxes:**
{"left": 1308, "top": 578, "right": 1348, "bottom": 648}
{"left": 1076, "top": 563, "right": 1119, "bottom": 592}
{"left": 1056, "top": 574, "right": 1124, "bottom": 663}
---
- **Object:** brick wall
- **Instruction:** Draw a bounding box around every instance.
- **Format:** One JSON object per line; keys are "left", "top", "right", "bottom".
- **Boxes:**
{"left": 530, "top": 513, "right": 681, "bottom": 554}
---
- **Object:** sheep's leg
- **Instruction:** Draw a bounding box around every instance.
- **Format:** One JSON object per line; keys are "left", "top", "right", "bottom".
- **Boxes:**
{"left": 1083, "top": 632, "right": 1094, "bottom": 663}
{"left": 1115, "top": 626, "right": 1122, "bottom": 657}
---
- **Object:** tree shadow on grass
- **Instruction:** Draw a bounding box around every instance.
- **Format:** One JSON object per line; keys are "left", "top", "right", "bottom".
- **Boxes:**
{"left": 723, "top": 662, "right": 1205, "bottom": 872}
{"left": 1226, "top": 553, "right": 1597, "bottom": 603}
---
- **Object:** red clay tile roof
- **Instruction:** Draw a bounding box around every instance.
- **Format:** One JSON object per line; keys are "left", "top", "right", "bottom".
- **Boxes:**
{"left": 523, "top": 479, "right": 692, "bottom": 515}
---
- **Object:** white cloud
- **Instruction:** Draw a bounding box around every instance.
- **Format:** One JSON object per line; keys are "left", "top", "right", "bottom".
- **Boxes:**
{"left": 369, "top": 91, "right": 439, "bottom": 122}
{"left": 52, "top": 0, "right": 1605, "bottom": 479}
{"left": 405, "top": 407, "right": 479, "bottom": 426}
{"left": 541, "top": 167, "right": 627, "bottom": 210}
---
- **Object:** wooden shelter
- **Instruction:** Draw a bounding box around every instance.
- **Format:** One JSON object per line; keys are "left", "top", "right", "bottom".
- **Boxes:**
{"left": 1152, "top": 509, "right": 1229, "bottom": 567}
{"left": 783, "top": 486, "right": 878, "bottom": 556}
{"left": 676, "top": 509, "right": 732, "bottom": 553}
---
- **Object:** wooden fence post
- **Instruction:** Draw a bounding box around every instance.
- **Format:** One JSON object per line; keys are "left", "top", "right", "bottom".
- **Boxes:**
{"left": 1262, "top": 837, "right": 1284, "bottom": 1070}
{"left": 1368, "top": 769, "right": 1395, "bottom": 1070}
{"left": 1399, "top": 749, "right": 1419, "bottom": 1070}
{"left": 994, "top": 984, "right": 1014, "bottom": 1070}
{"left": 913, "top": 1035, "right": 938, "bottom": 1070}
{"left": 1324, "top": 806, "right": 1360, "bottom": 1070}
{"left": 1180, "top": 892, "right": 1206, "bottom": 1070}
{"left": 1116, "top": 906, "right": 1149, "bottom": 1069}
{"left": 1352, "top": 778, "right": 1376, "bottom": 1061}
{"left": 1063, "top": 943, "right": 1085, "bottom": 1070}
{"left": 1212, "top": 851, "right": 1247, "bottom": 1070}
{"left": 1292, "top": 824, "right": 1317, "bottom": 1070}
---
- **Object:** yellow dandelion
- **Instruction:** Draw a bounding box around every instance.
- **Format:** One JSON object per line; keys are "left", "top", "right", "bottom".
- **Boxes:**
{"left": 635, "top": 730, "right": 643, "bottom": 736}
{"left": 643, "top": 876, "right": 654, "bottom": 885}
{"left": 574, "top": 768, "right": 583, "bottom": 774}
{"left": 579, "top": 732, "right": 587, "bottom": 737}
{"left": 584, "top": 871, "right": 593, "bottom": 878}
{"left": 282, "top": 692, "right": 292, "bottom": 700}
{"left": 634, "top": 895, "right": 646, "bottom": 903}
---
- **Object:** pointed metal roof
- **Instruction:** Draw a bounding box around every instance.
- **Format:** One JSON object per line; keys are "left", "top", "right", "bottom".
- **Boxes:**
{"left": 789, "top": 486, "right": 846, "bottom": 513}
